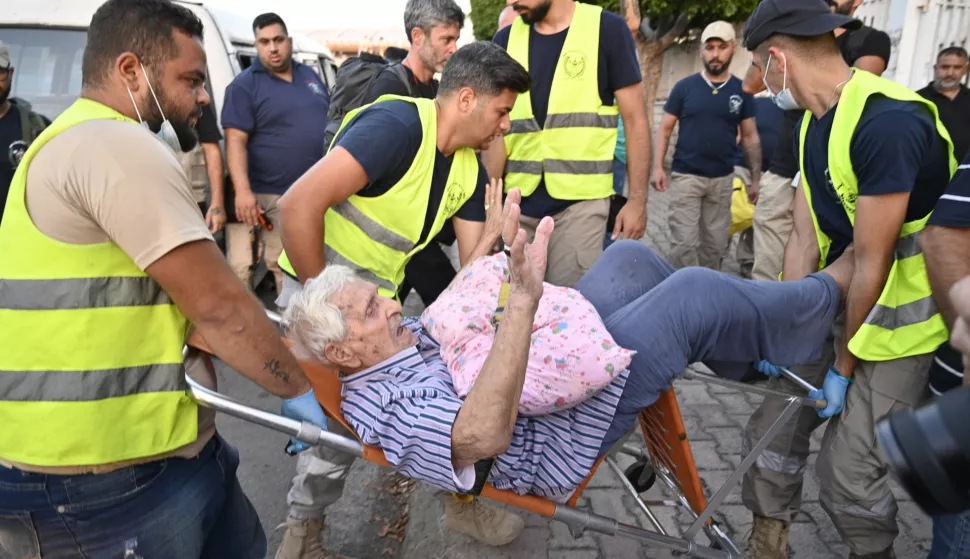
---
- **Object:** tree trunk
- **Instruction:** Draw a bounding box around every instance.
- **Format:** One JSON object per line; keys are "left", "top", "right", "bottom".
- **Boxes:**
{"left": 637, "top": 38, "right": 667, "bottom": 131}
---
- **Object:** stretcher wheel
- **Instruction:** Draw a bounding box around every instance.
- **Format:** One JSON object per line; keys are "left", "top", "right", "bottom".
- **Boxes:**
{"left": 624, "top": 459, "right": 657, "bottom": 493}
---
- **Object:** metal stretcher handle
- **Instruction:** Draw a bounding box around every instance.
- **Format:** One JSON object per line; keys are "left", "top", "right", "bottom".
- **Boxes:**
{"left": 186, "top": 374, "right": 364, "bottom": 458}
{"left": 681, "top": 367, "right": 827, "bottom": 409}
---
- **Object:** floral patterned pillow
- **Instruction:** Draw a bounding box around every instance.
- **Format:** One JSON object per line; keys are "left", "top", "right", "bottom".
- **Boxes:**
{"left": 421, "top": 253, "right": 635, "bottom": 416}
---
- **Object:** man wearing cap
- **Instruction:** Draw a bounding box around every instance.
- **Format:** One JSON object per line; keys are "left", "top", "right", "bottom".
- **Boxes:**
{"left": 652, "top": 21, "right": 761, "bottom": 270}
{"left": 0, "top": 41, "right": 50, "bottom": 219}
{"left": 741, "top": 1, "right": 956, "bottom": 557}
{"left": 739, "top": 0, "right": 891, "bottom": 283}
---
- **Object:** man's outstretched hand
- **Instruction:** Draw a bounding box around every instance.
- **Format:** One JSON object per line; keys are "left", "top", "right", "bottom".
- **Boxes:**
{"left": 503, "top": 188, "right": 554, "bottom": 303}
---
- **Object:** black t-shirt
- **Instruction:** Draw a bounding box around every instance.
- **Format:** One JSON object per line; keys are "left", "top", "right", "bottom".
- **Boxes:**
{"left": 492, "top": 10, "right": 642, "bottom": 218}
{"left": 770, "top": 26, "right": 893, "bottom": 179}
{"left": 196, "top": 103, "right": 222, "bottom": 144}
{"left": 837, "top": 27, "right": 892, "bottom": 69}
{"left": 333, "top": 100, "right": 487, "bottom": 245}
{"left": 800, "top": 96, "right": 951, "bottom": 266}
{"left": 768, "top": 110, "right": 803, "bottom": 179}
{"left": 0, "top": 104, "right": 24, "bottom": 216}
{"left": 362, "top": 64, "right": 437, "bottom": 104}
{"left": 918, "top": 84, "right": 970, "bottom": 162}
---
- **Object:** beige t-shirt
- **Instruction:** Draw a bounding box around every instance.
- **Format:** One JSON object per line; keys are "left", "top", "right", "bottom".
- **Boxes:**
{"left": 0, "top": 119, "right": 217, "bottom": 474}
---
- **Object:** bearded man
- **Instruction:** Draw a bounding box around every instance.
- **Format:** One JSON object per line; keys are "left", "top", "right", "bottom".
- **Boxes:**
{"left": 651, "top": 21, "right": 762, "bottom": 270}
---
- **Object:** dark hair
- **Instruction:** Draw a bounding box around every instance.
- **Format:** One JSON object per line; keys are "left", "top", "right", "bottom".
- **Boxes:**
{"left": 253, "top": 12, "right": 288, "bottom": 36}
{"left": 383, "top": 47, "right": 409, "bottom": 63}
{"left": 939, "top": 46, "right": 969, "bottom": 60}
{"left": 82, "top": 0, "right": 204, "bottom": 88}
{"left": 403, "top": 0, "right": 465, "bottom": 44}
{"left": 438, "top": 41, "right": 531, "bottom": 98}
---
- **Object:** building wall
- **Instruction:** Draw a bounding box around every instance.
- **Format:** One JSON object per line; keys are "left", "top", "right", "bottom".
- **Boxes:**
{"left": 854, "top": 0, "right": 970, "bottom": 89}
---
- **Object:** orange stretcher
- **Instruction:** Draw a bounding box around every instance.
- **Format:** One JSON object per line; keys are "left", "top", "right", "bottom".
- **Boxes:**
{"left": 185, "top": 311, "right": 825, "bottom": 559}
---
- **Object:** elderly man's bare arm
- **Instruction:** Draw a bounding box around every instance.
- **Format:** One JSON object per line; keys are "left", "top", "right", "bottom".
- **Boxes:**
{"left": 451, "top": 189, "right": 554, "bottom": 468}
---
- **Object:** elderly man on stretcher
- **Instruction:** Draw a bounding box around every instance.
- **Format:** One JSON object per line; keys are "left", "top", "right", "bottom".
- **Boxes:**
{"left": 282, "top": 188, "right": 854, "bottom": 502}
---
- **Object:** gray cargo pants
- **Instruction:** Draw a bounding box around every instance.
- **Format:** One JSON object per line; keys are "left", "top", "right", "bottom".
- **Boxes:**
{"left": 741, "top": 317, "right": 934, "bottom": 555}
{"left": 277, "top": 276, "right": 355, "bottom": 520}
{"left": 667, "top": 172, "right": 734, "bottom": 270}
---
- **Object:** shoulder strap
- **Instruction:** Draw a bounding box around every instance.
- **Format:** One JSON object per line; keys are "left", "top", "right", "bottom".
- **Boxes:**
{"left": 386, "top": 63, "right": 417, "bottom": 97}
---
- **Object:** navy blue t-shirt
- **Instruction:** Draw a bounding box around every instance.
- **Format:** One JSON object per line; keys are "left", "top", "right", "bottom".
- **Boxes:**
{"left": 221, "top": 59, "right": 331, "bottom": 195}
{"left": 333, "top": 100, "right": 487, "bottom": 245}
{"left": 733, "top": 97, "right": 783, "bottom": 171}
{"left": 665, "top": 74, "right": 755, "bottom": 178}
{"left": 492, "top": 11, "right": 642, "bottom": 218}
{"left": 928, "top": 151, "right": 970, "bottom": 228}
{"left": 801, "top": 96, "right": 952, "bottom": 266}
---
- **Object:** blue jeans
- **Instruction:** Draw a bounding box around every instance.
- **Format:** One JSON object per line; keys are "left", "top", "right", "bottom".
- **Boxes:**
{"left": 930, "top": 511, "right": 970, "bottom": 559}
{"left": 573, "top": 242, "right": 843, "bottom": 454}
{"left": 0, "top": 435, "right": 266, "bottom": 559}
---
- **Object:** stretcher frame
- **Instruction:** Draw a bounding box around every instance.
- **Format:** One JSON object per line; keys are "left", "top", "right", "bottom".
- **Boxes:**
{"left": 185, "top": 312, "right": 825, "bottom": 559}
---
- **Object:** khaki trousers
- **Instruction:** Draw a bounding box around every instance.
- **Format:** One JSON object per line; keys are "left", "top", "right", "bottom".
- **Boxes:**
{"left": 742, "top": 317, "right": 934, "bottom": 555}
{"left": 519, "top": 197, "right": 610, "bottom": 288}
{"left": 225, "top": 193, "right": 284, "bottom": 293}
{"left": 667, "top": 172, "right": 733, "bottom": 270}
{"left": 751, "top": 171, "right": 795, "bottom": 282}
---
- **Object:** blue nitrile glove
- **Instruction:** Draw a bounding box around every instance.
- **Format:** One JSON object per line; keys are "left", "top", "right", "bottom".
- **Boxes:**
{"left": 809, "top": 367, "right": 852, "bottom": 419}
{"left": 280, "top": 388, "right": 328, "bottom": 455}
{"left": 754, "top": 360, "right": 782, "bottom": 377}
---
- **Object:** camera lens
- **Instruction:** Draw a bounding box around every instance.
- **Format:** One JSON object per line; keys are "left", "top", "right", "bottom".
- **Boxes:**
{"left": 877, "top": 387, "right": 970, "bottom": 516}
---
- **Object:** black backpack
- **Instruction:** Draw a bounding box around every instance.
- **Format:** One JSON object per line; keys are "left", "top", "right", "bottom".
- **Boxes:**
{"left": 323, "top": 52, "right": 415, "bottom": 150}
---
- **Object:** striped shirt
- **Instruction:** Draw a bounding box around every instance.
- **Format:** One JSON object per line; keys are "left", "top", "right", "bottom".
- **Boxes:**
{"left": 341, "top": 318, "right": 630, "bottom": 497}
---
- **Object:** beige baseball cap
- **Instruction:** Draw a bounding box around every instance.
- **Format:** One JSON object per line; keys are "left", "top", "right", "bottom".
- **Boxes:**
{"left": 0, "top": 41, "right": 9, "bottom": 69}
{"left": 702, "top": 21, "right": 736, "bottom": 44}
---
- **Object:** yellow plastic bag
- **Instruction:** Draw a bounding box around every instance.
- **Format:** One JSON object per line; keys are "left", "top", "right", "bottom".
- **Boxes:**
{"left": 730, "top": 176, "right": 755, "bottom": 236}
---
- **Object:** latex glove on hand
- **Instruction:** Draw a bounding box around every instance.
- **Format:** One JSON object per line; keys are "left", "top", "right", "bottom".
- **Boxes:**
{"left": 754, "top": 360, "right": 783, "bottom": 377}
{"left": 809, "top": 367, "right": 852, "bottom": 419}
{"left": 280, "top": 388, "right": 328, "bottom": 455}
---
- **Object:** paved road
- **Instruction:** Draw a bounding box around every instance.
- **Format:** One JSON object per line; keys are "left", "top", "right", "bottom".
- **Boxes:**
{"left": 218, "top": 182, "right": 933, "bottom": 558}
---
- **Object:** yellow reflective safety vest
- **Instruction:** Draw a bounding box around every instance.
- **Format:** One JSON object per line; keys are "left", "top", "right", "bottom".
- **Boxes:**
{"left": 278, "top": 96, "right": 478, "bottom": 298}
{"left": 797, "top": 69, "right": 956, "bottom": 362}
{"left": 503, "top": 2, "right": 618, "bottom": 200}
{"left": 0, "top": 98, "right": 197, "bottom": 467}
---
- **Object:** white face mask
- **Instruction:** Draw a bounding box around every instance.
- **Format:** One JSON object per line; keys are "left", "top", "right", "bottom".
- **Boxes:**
{"left": 125, "top": 63, "right": 182, "bottom": 153}
{"left": 763, "top": 53, "right": 801, "bottom": 111}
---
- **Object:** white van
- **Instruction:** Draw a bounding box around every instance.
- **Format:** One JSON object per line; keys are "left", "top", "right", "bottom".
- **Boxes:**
{"left": 0, "top": 0, "right": 336, "bottom": 124}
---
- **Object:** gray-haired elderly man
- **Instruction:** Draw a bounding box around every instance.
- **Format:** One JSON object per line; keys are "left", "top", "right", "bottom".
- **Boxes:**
{"left": 282, "top": 186, "right": 859, "bottom": 553}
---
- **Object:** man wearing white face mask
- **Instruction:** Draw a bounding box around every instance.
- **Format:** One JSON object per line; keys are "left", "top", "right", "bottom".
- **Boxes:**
{"left": 0, "top": 0, "right": 330, "bottom": 556}
{"left": 740, "top": 1, "right": 957, "bottom": 557}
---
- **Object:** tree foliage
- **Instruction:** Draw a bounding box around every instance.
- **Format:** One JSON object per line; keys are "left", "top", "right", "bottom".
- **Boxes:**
{"left": 468, "top": 0, "right": 759, "bottom": 42}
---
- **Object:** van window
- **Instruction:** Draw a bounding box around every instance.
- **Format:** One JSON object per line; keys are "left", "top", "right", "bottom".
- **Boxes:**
{"left": 0, "top": 27, "right": 87, "bottom": 121}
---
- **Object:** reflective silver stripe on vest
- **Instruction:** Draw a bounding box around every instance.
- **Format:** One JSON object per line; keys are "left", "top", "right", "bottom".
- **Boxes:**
{"left": 0, "top": 276, "right": 171, "bottom": 311}
{"left": 331, "top": 201, "right": 416, "bottom": 254}
{"left": 509, "top": 119, "right": 541, "bottom": 134}
{"left": 895, "top": 231, "right": 921, "bottom": 260}
{"left": 545, "top": 113, "right": 619, "bottom": 130}
{"left": 506, "top": 160, "right": 543, "bottom": 175}
{"left": 324, "top": 246, "right": 397, "bottom": 293}
{"left": 0, "top": 363, "right": 185, "bottom": 402}
{"left": 864, "top": 295, "right": 938, "bottom": 330}
{"left": 545, "top": 159, "right": 614, "bottom": 175}
{"left": 508, "top": 113, "right": 618, "bottom": 134}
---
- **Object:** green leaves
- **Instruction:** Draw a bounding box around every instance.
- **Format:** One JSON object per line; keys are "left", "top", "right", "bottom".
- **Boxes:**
{"left": 468, "top": 0, "right": 759, "bottom": 42}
